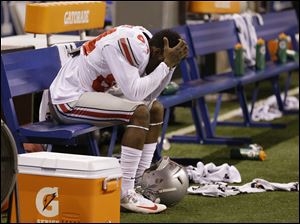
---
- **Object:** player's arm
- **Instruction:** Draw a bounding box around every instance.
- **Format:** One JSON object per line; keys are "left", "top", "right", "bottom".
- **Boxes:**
{"left": 144, "top": 67, "right": 175, "bottom": 101}
{"left": 145, "top": 37, "right": 188, "bottom": 100}
{"left": 163, "top": 38, "right": 188, "bottom": 68}
{"left": 102, "top": 45, "right": 170, "bottom": 101}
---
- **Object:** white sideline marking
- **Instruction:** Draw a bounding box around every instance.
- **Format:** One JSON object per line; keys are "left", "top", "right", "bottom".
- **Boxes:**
{"left": 166, "top": 87, "right": 299, "bottom": 138}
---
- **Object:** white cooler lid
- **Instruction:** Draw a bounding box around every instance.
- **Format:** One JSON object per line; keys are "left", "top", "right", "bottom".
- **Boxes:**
{"left": 17, "top": 152, "right": 122, "bottom": 179}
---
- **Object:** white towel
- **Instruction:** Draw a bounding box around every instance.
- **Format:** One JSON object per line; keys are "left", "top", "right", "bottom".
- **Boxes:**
{"left": 251, "top": 95, "right": 298, "bottom": 122}
{"left": 186, "top": 162, "right": 242, "bottom": 184}
{"left": 187, "top": 178, "right": 299, "bottom": 197}
{"left": 220, "top": 11, "right": 264, "bottom": 67}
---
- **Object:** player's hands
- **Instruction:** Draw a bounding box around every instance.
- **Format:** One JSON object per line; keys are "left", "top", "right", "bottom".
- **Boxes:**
{"left": 163, "top": 37, "right": 188, "bottom": 68}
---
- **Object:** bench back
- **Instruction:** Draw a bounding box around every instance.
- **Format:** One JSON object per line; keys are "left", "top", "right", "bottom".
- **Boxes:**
{"left": 254, "top": 10, "right": 299, "bottom": 44}
{"left": 25, "top": 1, "right": 106, "bottom": 34}
{"left": 253, "top": 9, "right": 299, "bottom": 61}
{"left": 188, "top": 20, "right": 238, "bottom": 78}
{"left": 188, "top": 20, "right": 239, "bottom": 56}
{"left": 171, "top": 25, "right": 201, "bottom": 82}
{"left": 1, "top": 47, "right": 61, "bottom": 98}
{"left": 1, "top": 47, "right": 61, "bottom": 133}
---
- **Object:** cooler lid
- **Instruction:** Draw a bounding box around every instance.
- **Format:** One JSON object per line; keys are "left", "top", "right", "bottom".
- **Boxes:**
{"left": 18, "top": 152, "right": 120, "bottom": 172}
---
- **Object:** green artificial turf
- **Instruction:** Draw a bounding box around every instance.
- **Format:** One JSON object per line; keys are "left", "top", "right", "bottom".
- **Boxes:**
{"left": 121, "top": 110, "right": 299, "bottom": 223}
{"left": 121, "top": 73, "right": 299, "bottom": 223}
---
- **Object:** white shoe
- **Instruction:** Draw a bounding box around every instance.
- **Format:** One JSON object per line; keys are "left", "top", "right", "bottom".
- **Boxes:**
{"left": 121, "top": 189, "right": 167, "bottom": 214}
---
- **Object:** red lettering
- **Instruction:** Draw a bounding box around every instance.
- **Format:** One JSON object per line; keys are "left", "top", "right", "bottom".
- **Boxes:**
{"left": 92, "top": 74, "right": 116, "bottom": 92}
{"left": 137, "top": 34, "right": 145, "bottom": 43}
{"left": 83, "top": 28, "right": 117, "bottom": 55}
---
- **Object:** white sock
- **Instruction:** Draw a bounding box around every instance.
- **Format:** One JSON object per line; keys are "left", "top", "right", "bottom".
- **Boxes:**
{"left": 120, "top": 146, "right": 142, "bottom": 199}
{"left": 135, "top": 143, "right": 157, "bottom": 179}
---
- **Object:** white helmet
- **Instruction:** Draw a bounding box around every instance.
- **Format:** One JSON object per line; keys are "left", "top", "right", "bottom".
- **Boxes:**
{"left": 138, "top": 156, "right": 189, "bottom": 206}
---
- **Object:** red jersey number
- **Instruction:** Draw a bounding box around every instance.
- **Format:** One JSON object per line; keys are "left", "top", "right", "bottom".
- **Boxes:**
{"left": 92, "top": 74, "right": 116, "bottom": 92}
{"left": 83, "top": 28, "right": 117, "bottom": 55}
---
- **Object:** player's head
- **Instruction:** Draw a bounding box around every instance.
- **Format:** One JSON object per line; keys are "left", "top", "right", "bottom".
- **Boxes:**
{"left": 146, "top": 29, "right": 181, "bottom": 74}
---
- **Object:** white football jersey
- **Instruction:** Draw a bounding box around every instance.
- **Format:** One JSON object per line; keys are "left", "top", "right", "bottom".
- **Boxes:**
{"left": 50, "top": 25, "right": 174, "bottom": 104}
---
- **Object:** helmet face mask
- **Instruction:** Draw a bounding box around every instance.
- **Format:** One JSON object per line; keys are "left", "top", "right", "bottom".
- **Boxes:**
{"left": 137, "top": 156, "right": 189, "bottom": 206}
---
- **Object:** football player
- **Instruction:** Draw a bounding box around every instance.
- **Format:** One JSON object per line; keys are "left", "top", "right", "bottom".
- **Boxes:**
{"left": 49, "top": 25, "right": 188, "bottom": 213}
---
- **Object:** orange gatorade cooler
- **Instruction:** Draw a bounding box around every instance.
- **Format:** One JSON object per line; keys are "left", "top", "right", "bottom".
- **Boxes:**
{"left": 11, "top": 152, "right": 122, "bottom": 223}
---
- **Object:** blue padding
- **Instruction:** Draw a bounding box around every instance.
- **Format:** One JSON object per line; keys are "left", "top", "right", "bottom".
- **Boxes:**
{"left": 2, "top": 47, "right": 61, "bottom": 97}
{"left": 188, "top": 20, "right": 238, "bottom": 56}
{"left": 205, "top": 61, "right": 299, "bottom": 86}
{"left": 159, "top": 77, "right": 238, "bottom": 108}
{"left": 19, "top": 121, "right": 99, "bottom": 139}
{"left": 254, "top": 10, "right": 299, "bottom": 42}
{"left": 1, "top": 46, "right": 102, "bottom": 155}
{"left": 240, "top": 62, "right": 299, "bottom": 85}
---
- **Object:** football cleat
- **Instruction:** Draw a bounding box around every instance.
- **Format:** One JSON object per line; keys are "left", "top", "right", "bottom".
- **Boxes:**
{"left": 121, "top": 189, "right": 167, "bottom": 214}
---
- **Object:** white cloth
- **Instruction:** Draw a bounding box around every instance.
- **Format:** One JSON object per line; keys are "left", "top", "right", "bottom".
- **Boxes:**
{"left": 50, "top": 25, "right": 175, "bottom": 105}
{"left": 220, "top": 11, "right": 264, "bottom": 66}
{"left": 251, "top": 95, "right": 298, "bottom": 122}
{"left": 188, "top": 178, "right": 299, "bottom": 197}
{"left": 39, "top": 43, "right": 77, "bottom": 122}
{"left": 251, "top": 102, "right": 283, "bottom": 122}
{"left": 242, "top": 13, "right": 258, "bottom": 65}
{"left": 39, "top": 89, "right": 51, "bottom": 122}
{"left": 188, "top": 182, "right": 240, "bottom": 197}
{"left": 234, "top": 14, "right": 255, "bottom": 66}
{"left": 283, "top": 95, "right": 299, "bottom": 110}
{"left": 186, "top": 162, "right": 242, "bottom": 184}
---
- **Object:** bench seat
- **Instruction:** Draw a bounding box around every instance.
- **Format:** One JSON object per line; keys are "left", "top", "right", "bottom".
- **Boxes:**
{"left": 159, "top": 76, "right": 239, "bottom": 108}
{"left": 205, "top": 61, "right": 299, "bottom": 85}
{"left": 1, "top": 46, "right": 102, "bottom": 155}
{"left": 19, "top": 121, "right": 99, "bottom": 140}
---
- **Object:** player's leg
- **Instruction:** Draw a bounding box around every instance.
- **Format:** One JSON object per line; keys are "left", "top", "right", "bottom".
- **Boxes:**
{"left": 121, "top": 104, "right": 149, "bottom": 149}
{"left": 135, "top": 101, "right": 164, "bottom": 180}
{"left": 120, "top": 103, "right": 167, "bottom": 213}
{"left": 49, "top": 92, "right": 167, "bottom": 213}
{"left": 119, "top": 104, "right": 149, "bottom": 198}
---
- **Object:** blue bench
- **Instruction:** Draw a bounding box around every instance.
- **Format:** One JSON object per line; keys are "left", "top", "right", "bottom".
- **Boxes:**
{"left": 1, "top": 46, "right": 104, "bottom": 156}
{"left": 252, "top": 9, "right": 299, "bottom": 114}
{"left": 193, "top": 10, "right": 299, "bottom": 130}
{"left": 188, "top": 22, "right": 282, "bottom": 129}
{"left": 155, "top": 24, "right": 251, "bottom": 160}
{"left": 156, "top": 10, "right": 299, "bottom": 159}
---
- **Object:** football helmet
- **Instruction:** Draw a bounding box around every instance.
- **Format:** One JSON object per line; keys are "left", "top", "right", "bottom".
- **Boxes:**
{"left": 137, "top": 156, "right": 189, "bottom": 206}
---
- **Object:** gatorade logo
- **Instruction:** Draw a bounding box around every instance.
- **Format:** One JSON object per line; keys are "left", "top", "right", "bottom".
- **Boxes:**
{"left": 279, "top": 40, "right": 287, "bottom": 49}
{"left": 64, "top": 10, "right": 90, "bottom": 25}
{"left": 215, "top": 1, "right": 231, "bottom": 9}
{"left": 260, "top": 46, "right": 266, "bottom": 55}
{"left": 36, "top": 187, "right": 59, "bottom": 217}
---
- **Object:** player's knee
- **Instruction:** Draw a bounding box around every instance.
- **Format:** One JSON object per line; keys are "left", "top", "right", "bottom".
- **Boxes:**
{"left": 131, "top": 105, "right": 150, "bottom": 126}
{"left": 150, "top": 101, "right": 164, "bottom": 122}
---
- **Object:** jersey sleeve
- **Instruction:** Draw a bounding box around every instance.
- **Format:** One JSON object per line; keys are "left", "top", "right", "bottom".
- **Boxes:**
{"left": 117, "top": 34, "right": 150, "bottom": 70}
{"left": 144, "top": 67, "right": 176, "bottom": 101}
{"left": 102, "top": 45, "right": 170, "bottom": 101}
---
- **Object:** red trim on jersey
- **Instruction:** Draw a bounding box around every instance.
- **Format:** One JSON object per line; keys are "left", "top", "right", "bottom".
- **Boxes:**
{"left": 92, "top": 74, "right": 116, "bottom": 92}
{"left": 57, "top": 103, "right": 132, "bottom": 121}
{"left": 82, "top": 27, "right": 117, "bottom": 55}
{"left": 58, "top": 104, "right": 71, "bottom": 113}
{"left": 70, "top": 109, "right": 132, "bottom": 120}
{"left": 137, "top": 34, "right": 145, "bottom": 43}
{"left": 119, "top": 38, "right": 135, "bottom": 66}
